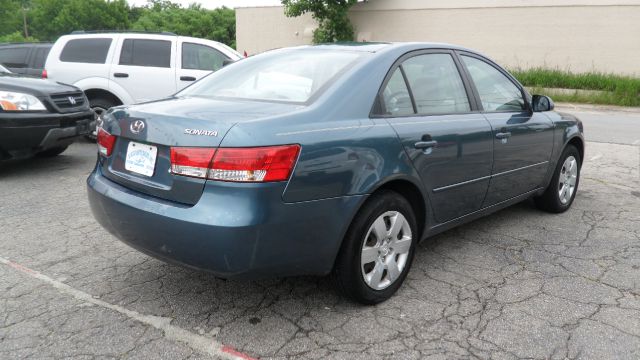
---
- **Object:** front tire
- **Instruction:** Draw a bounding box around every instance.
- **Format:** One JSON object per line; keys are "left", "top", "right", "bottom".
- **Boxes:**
{"left": 87, "top": 97, "right": 117, "bottom": 141}
{"left": 534, "top": 145, "right": 581, "bottom": 213}
{"left": 333, "top": 190, "right": 417, "bottom": 305}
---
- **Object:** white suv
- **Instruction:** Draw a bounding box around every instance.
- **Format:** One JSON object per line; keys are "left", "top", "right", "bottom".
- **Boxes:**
{"left": 44, "top": 31, "right": 242, "bottom": 122}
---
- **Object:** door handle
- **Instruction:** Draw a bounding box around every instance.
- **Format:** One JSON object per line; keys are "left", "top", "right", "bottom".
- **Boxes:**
{"left": 113, "top": 73, "right": 129, "bottom": 78}
{"left": 414, "top": 140, "right": 438, "bottom": 149}
{"left": 180, "top": 76, "right": 196, "bottom": 81}
{"left": 495, "top": 132, "right": 512, "bottom": 139}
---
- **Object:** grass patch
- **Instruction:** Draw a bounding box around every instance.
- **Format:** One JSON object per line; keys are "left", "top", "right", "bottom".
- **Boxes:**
{"left": 509, "top": 68, "right": 640, "bottom": 107}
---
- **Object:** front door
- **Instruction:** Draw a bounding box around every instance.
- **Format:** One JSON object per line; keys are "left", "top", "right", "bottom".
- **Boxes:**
{"left": 378, "top": 51, "right": 494, "bottom": 223}
{"left": 176, "top": 41, "right": 229, "bottom": 91}
{"left": 459, "top": 54, "right": 555, "bottom": 206}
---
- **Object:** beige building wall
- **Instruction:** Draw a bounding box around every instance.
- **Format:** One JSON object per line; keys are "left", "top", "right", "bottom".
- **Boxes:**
{"left": 236, "top": 0, "right": 640, "bottom": 75}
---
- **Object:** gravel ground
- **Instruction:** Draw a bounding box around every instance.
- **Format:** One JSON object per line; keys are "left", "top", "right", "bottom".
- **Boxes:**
{"left": 1, "top": 117, "right": 639, "bottom": 359}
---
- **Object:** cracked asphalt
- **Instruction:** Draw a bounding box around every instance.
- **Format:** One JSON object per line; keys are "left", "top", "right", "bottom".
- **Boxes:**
{"left": 1, "top": 106, "right": 639, "bottom": 359}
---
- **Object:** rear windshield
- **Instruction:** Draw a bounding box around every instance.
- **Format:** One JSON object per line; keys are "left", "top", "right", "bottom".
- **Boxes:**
{"left": 60, "top": 38, "right": 112, "bottom": 64}
{"left": 179, "top": 49, "right": 363, "bottom": 104}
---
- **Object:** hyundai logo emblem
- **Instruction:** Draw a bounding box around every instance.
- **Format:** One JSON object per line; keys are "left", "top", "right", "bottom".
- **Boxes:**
{"left": 68, "top": 96, "right": 76, "bottom": 105}
{"left": 130, "top": 120, "right": 145, "bottom": 134}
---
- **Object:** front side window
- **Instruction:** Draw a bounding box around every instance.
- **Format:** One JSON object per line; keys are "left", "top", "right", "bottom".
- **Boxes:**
{"left": 402, "top": 54, "right": 470, "bottom": 114}
{"left": 180, "top": 49, "right": 362, "bottom": 103}
{"left": 60, "top": 38, "right": 112, "bottom": 64}
{"left": 119, "top": 39, "right": 171, "bottom": 68}
{"left": 182, "top": 43, "right": 227, "bottom": 71}
{"left": 461, "top": 55, "right": 525, "bottom": 112}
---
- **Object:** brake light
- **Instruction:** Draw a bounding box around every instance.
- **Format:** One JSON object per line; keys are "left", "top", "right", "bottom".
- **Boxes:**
{"left": 170, "top": 145, "right": 300, "bottom": 182}
{"left": 170, "top": 147, "right": 216, "bottom": 179}
{"left": 97, "top": 128, "right": 116, "bottom": 156}
{"left": 42, "top": 69, "right": 47, "bottom": 79}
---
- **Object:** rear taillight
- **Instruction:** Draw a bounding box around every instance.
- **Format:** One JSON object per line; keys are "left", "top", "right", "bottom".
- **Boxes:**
{"left": 170, "top": 145, "right": 300, "bottom": 182}
{"left": 41, "top": 69, "right": 47, "bottom": 79}
{"left": 97, "top": 128, "right": 116, "bottom": 156}
{"left": 170, "top": 147, "right": 216, "bottom": 179}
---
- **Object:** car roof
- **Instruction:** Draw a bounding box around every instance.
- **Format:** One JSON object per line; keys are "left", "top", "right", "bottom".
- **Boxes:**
{"left": 292, "top": 42, "right": 478, "bottom": 55}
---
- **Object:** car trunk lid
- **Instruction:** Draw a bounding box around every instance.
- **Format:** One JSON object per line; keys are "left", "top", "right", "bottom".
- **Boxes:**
{"left": 99, "top": 96, "right": 301, "bottom": 205}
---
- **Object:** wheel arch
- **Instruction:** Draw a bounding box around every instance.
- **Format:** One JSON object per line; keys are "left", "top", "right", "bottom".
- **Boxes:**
{"left": 567, "top": 136, "right": 584, "bottom": 167}
{"left": 370, "top": 178, "right": 428, "bottom": 241}
{"left": 84, "top": 88, "right": 123, "bottom": 107}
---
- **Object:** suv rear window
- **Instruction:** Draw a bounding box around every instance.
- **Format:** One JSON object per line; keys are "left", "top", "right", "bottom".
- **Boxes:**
{"left": 60, "top": 38, "right": 112, "bottom": 64}
{"left": 119, "top": 39, "right": 171, "bottom": 68}
{"left": 0, "top": 47, "right": 29, "bottom": 68}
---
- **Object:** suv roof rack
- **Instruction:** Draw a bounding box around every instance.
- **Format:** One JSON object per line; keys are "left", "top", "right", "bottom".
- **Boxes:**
{"left": 71, "top": 30, "right": 177, "bottom": 36}
{"left": 0, "top": 42, "right": 53, "bottom": 46}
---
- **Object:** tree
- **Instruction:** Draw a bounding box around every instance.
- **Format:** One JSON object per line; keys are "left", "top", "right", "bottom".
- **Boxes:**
{"left": 28, "top": 0, "right": 130, "bottom": 41}
{"left": 281, "top": 0, "right": 358, "bottom": 43}
{"left": 0, "top": 0, "right": 22, "bottom": 37}
{"left": 132, "top": 4, "right": 236, "bottom": 48}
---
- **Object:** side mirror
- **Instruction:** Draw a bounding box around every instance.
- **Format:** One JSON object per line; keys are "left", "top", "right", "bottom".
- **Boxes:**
{"left": 532, "top": 95, "right": 554, "bottom": 112}
{"left": 222, "top": 59, "right": 236, "bottom": 67}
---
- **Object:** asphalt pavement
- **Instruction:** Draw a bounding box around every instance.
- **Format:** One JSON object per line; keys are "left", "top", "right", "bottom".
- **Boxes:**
{"left": 1, "top": 106, "right": 639, "bottom": 359}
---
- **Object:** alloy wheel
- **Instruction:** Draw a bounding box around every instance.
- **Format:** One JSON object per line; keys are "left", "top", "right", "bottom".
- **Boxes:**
{"left": 558, "top": 155, "right": 578, "bottom": 204}
{"left": 361, "top": 211, "right": 412, "bottom": 290}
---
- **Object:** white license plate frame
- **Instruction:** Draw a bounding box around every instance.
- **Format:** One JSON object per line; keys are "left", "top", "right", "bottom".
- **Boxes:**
{"left": 125, "top": 141, "right": 158, "bottom": 177}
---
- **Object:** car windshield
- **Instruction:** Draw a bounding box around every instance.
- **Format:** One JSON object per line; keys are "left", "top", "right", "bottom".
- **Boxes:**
{"left": 179, "top": 49, "right": 363, "bottom": 103}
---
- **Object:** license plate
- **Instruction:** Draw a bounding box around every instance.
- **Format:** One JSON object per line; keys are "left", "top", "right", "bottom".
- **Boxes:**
{"left": 125, "top": 141, "right": 157, "bottom": 177}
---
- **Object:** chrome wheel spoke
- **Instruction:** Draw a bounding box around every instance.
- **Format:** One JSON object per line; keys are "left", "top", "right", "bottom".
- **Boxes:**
{"left": 392, "top": 237, "right": 412, "bottom": 255}
{"left": 361, "top": 246, "right": 379, "bottom": 264}
{"left": 367, "top": 261, "right": 385, "bottom": 288}
{"left": 388, "top": 213, "right": 404, "bottom": 240}
{"left": 386, "top": 257, "right": 400, "bottom": 282}
{"left": 371, "top": 217, "right": 388, "bottom": 241}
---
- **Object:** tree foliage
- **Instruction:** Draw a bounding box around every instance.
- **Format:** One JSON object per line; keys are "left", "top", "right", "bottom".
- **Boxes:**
{"left": 0, "top": 0, "right": 236, "bottom": 48}
{"left": 281, "top": 0, "right": 358, "bottom": 43}
{"left": 133, "top": 3, "right": 236, "bottom": 48}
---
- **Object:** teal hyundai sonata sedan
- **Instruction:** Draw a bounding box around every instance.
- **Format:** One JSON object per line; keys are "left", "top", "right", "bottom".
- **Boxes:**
{"left": 87, "top": 43, "right": 584, "bottom": 304}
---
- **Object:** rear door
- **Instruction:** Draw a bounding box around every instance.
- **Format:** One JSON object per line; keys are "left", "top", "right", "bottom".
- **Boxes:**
{"left": 111, "top": 35, "right": 177, "bottom": 103}
{"left": 176, "top": 40, "right": 229, "bottom": 91}
{"left": 378, "top": 50, "right": 494, "bottom": 223}
{"left": 458, "top": 53, "right": 554, "bottom": 206}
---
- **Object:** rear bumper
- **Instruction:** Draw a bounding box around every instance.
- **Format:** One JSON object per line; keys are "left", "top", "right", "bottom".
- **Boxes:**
{"left": 0, "top": 110, "right": 95, "bottom": 159}
{"left": 87, "top": 165, "right": 366, "bottom": 279}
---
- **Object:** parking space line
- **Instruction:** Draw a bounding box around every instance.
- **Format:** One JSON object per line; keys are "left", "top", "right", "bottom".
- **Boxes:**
{"left": 0, "top": 256, "right": 256, "bottom": 360}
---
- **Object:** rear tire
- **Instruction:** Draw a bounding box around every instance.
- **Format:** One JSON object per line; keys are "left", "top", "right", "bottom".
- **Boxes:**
{"left": 333, "top": 190, "right": 417, "bottom": 305}
{"left": 87, "top": 97, "right": 116, "bottom": 141}
{"left": 534, "top": 145, "right": 581, "bottom": 213}
{"left": 37, "top": 146, "right": 68, "bottom": 157}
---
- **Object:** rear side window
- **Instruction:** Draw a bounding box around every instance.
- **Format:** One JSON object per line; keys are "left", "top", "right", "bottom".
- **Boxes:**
{"left": 119, "top": 39, "right": 171, "bottom": 68}
{"left": 461, "top": 55, "right": 525, "bottom": 112}
{"left": 182, "top": 43, "right": 227, "bottom": 71}
{"left": 60, "top": 38, "right": 112, "bottom": 64}
{"left": 0, "top": 47, "right": 29, "bottom": 68}
{"left": 402, "top": 54, "right": 470, "bottom": 114}
{"left": 381, "top": 68, "right": 414, "bottom": 116}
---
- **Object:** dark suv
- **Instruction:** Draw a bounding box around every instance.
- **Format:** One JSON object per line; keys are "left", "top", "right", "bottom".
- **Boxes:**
{"left": 0, "top": 43, "right": 52, "bottom": 77}
{"left": 0, "top": 65, "right": 95, "bottom": 160}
